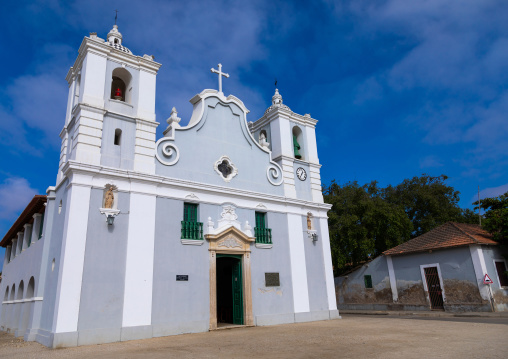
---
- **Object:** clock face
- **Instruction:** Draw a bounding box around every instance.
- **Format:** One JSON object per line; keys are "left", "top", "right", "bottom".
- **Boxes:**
{"left": 296, "top": 167, "right": 307, "bottom": 181}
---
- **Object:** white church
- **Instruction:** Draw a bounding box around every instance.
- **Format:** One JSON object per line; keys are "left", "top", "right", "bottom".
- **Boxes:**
{"left": 0, "top": 24, "right": 339, "bottom": 348}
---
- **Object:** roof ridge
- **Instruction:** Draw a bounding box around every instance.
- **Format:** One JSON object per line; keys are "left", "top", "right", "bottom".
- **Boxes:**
{"left": 449, "top": 222, "right": 480, "bottom": 244}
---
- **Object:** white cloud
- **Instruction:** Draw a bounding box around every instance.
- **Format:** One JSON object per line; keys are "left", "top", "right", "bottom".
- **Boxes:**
{"left": 0, "top": 177, "right": 38, "bottom": 220}
{"left": 339, "top": 0, "right": 508, "bottom": 178}
{"left": 419, "top": 156, "right": 443, "bottom": 169}
{"left": 469, "top": 183, "right": 508, "bottom": 204}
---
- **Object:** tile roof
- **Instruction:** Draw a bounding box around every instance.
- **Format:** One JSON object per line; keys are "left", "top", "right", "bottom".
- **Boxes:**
{"left": 0, "top": 195, "right": 46, "bottom": 247}
{"left": 383, "top": 222, "right": 497, "bottom": 256}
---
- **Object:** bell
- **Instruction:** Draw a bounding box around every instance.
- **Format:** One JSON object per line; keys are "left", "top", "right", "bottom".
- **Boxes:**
{"left": 114, "top": 87, "right": 122, "bottom": 100}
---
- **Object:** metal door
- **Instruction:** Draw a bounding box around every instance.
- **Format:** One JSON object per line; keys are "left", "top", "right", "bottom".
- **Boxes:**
{"left": 424, "top": 267, "right": 444, "bottom": 310}
{"left": 232, "top": 259, "right": 244, "bottom": 325}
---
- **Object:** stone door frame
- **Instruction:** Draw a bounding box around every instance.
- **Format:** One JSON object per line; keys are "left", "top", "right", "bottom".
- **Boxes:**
{"left": 206, "top": 226, "right": 255, "bottom": 330}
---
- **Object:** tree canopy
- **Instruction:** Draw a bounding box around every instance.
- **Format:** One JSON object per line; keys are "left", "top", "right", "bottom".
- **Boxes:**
{"left": 324, "top": 174, "right": 477, "bottom": 276}
{"left": 474, "top": 191, "right": 508, "bottom": 244}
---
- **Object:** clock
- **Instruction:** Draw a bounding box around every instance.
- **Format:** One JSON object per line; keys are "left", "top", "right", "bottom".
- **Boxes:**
{"left": 296, "top": 167, "right": 307, "bottom": 181}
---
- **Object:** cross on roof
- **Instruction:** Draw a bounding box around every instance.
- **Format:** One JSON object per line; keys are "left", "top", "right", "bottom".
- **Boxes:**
{"left": 210, "top": 63, "right": 229, "bottom": 94}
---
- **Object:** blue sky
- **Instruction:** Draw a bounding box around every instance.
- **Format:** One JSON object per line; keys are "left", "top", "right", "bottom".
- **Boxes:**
{"left": 1, "top": 0, "right": 507, "bottom": 267}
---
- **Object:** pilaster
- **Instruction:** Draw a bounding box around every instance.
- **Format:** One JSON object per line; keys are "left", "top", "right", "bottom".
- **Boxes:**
{"left": 72, "top": 105, "right": 104, "bottom": 166}
{"left": 17, "top": 232, "right": 24, "bottom": 253}
{"left": 386, "top": 255, "right": 398, "bottom": 302}
{"left": 122, "top": 186, "right": 157, "bottom": 327}
{"left": 23, "top": 224, "right": 32, "bottom": 249}
{"left": 133, "top": 119, "right": 157, "bottom": 173}
{"left": 469, "top": 245, "right": 491, "bottom": 301}
{"left": 5, "top": 245, "right": 12, "bottom": 264}
{"left": 57, "top": 130, "right": 69, "bottom": 183}
{"left": 31, "top": 213, "right": 43, "bottom": 243}
{"left": 309, "top": 163, "right": 324, "bottom": 203}
{"left": 319, "top": 217, "right": 338, "bottom": 311}
{"left": 11, "top": 239, "right": 17, "bottom": 259}
{"left": 287, "top": 213, "right": 310, "bottom": 313}
{"left": 53, "top": 182, "right": 92, "bottom": 334}
{"left": 279, "top": 157, "right": 297, "bottom": 198}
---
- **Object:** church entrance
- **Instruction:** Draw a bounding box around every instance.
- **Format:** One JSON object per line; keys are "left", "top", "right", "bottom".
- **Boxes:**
{"left": 206, "top": 226, "right": 254, "bottom": 330}
{"left": 216, "top": 255, "right": 243, "bottom": 325}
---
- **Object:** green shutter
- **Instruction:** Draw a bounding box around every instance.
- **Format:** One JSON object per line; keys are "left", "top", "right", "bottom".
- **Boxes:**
{"left": 182, "top": 203, "right": 203, "bottom": 240}
{"left": 184, "top": 203, "right": 198, "bottom": 222}
{"left": 255, "top": 212, "right": 266, "bottom": 229}
{"left": 364, "top": 275, "right": 373, "bottom": 289}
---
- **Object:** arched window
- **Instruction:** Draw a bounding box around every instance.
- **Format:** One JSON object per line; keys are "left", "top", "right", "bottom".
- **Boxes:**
{"left": 114, "top": 129, "right": 122, "bottom": 146}
{"left": 10, "top": 284, "right": 15, "bottom": 301}
{"left": 4, "top": 286, "right": 9, "bottom": 301}
{"left": 292, "top": 126, "right": 303, "bottom": 160}
{"left": 27, "top": 277, "right": 35, "bottom": 299}
{"left": 110, "top": 67, "right": 132, "bottom": 103}
{"left": 17, "top": 281, "right": 24, "bottom": 300}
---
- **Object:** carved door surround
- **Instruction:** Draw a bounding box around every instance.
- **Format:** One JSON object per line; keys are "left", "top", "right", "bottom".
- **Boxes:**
{"left": 206, "top": 226, "right": 255, "bottom": 330}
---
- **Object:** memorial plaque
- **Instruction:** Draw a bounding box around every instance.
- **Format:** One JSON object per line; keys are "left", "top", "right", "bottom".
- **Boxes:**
{"left": 265, "top": 272, "right": 280, "bottom": 287}
{"left": 176, "top": 275, "right": 189, "bottom": 281}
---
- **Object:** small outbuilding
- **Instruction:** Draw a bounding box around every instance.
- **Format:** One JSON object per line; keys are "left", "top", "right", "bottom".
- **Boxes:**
{"left": 335, "top": 222, "right": 508, "bottom": 312}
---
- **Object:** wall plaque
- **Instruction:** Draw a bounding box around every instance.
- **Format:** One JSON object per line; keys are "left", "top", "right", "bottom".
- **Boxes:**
{"left": 265, "top": 272, "right": 280, "bottom": 287}
{"left": 176, "top": 275, "right": 189, "bottom": 281}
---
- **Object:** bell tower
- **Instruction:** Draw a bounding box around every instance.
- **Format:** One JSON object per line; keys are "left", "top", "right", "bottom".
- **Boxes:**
{"left": 249, "top": 89, "right": 323, "bottom": 203}
{"left": 57, "top": 24, "right": 162, "bottom": 184}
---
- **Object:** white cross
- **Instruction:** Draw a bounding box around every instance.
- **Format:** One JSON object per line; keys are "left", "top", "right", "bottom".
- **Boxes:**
{"left": 210, "top": 63, "right": 229, "bottom": 94}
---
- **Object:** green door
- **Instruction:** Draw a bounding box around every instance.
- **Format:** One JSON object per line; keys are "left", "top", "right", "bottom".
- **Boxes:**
{"left": 232, "top": 258, "right": 244, "bottom": 325}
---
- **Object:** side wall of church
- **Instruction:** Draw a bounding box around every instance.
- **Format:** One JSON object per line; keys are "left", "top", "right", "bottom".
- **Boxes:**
{"left": 0, "top": 224, "right": 45, "bottom": 334}
{"left": 38, "top": 184, "right": 69, "bottom": 335}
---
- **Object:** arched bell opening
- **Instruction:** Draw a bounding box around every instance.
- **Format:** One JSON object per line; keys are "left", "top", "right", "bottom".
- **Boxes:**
{"left": 292, "top": 126, "right": 304, "bottom": 160}
{"left": 110, "top": 67, "right": 132, "bottom": 103}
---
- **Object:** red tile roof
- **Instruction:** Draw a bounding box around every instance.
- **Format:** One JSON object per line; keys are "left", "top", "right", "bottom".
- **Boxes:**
{"left": 0, "top": 195, "right": 47, "bottom": 247}
{"left": 383, "top": 222, "right": 497, "bottom": 256}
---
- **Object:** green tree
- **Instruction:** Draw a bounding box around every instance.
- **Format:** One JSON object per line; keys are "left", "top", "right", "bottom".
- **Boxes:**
{"left": 383, "top": 174, "right": 464, "bottom": 238}
{"left": 324, "top": 180, "right": 412, "bottom": 276}
{"left": 324, "top": 174, "right": 477, "bottom": 275}
{"left": 474, "top": 191, "right": 508, "bottom": 244}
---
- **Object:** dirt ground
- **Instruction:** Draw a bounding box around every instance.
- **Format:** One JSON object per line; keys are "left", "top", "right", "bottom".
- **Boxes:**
{"left": 0, "top": 315, "right": 506, "bottom": 359}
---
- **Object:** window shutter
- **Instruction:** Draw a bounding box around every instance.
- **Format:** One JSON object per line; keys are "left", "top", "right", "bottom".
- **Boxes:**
{"left": 255, "top": 212, "right": 265, "bottom": 229}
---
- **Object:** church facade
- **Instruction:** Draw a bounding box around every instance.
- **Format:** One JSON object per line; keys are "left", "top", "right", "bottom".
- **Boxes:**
{"left": 0, "top": 25, "right": 339, "bottom": 348}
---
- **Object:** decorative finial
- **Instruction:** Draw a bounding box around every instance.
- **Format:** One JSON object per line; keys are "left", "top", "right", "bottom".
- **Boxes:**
{"left": 115, "top": 10, "right": 118, "bottom": 25}
{"left": 275, "top": 78, "right": 277, "bottom": 88}
{"left": 210, "top": 63, "right": 230, "bottom": 94}
{"left": 166, "top": 107, "right": 181, "bottom": 126}
{"left": 272, "top": 88, "right": 282, "bottom": 106}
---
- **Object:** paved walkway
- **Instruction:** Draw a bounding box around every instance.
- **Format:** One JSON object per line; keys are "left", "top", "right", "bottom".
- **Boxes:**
{"left": 0, "top": 315, "right": 507, "bottom": 358}
{"left": 339, "top": 309, "right": 508, "bottom": 317}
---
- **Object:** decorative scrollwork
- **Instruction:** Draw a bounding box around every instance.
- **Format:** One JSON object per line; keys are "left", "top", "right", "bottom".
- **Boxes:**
{"left": 155, "top": 138, "right": 180, "bottom": 166}
{"left": 266, "top": 162, "right": 283, "bottom": 186}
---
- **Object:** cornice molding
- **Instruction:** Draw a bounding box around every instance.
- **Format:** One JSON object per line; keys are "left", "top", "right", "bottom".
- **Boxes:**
{"left": 66, "top": 36, "right": 162, "bottom": 84}
{"left": 59, "top": 161, "right": 332, "bottom": 213}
